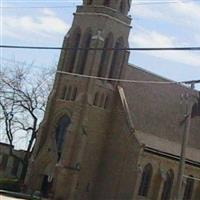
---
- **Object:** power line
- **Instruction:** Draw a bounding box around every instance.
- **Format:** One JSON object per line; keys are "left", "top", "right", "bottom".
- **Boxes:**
{"left": 133, "top": 0, "right": 200, "bottom": 5}
{"left": 1, "top": 56, "right": 199, "bottom": 86}
{"left": 56, "top": 70, "right": 199, "bottom": 85}
{"left": 184, "top": 80, "right": 200, "bottom": 84}
{"left": 2, "top": 0, "right": 199, "bottom": 3}
{"left": 1, "top": 45, "right": 200, "bottom": 51}
{"left": 1, "top": 0, "right": 200, "bottom": 8}
{"left": 0, "top": 5, "right": 75, "bottom": 9}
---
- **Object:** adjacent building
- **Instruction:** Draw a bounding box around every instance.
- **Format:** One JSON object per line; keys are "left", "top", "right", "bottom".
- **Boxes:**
{"left": 0, "top": 142, "right": 25, "bottom": 179}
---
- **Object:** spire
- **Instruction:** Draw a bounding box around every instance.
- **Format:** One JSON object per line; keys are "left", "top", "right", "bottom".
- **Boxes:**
{"left": 83, "top": 0, "right": 132, "bottom": 16}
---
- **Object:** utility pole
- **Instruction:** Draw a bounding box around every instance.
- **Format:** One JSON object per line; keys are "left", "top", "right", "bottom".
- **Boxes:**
{"left": 176, "top": 94, "right": 193, "bottom": 200}
{"left": 176, "top": 82, "right": 198, "bottom": 200}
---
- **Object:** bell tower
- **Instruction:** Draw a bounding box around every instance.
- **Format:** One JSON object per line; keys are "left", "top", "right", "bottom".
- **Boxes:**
{"left": 58, "top": 0, "right": 132, "bottom": 79}
{"left": 26, "top": 0, "right": 132, "bottom": 199}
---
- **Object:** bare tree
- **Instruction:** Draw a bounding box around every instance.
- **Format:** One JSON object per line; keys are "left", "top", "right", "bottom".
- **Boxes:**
{"left": 0, "top": 63, "right": 55, "bottom": 179}
{"left": 0, "top": 92, "right": 16, "bottom": 155}
{"left": 0, "top": 67, "right": 25, "bottom": 154}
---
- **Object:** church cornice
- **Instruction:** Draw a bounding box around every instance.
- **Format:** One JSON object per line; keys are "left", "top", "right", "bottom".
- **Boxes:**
{"left": 75, "top": 5, "right": 132, "bottom": 28}
{"left": 75, "top": 12, "right": 131, "bottom": 28}
{"left": 144, "top": 146, "right": 200, "bottom": 168}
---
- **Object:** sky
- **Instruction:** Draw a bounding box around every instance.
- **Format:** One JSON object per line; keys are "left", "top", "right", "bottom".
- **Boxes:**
{"left": 1, "top": 0, "right": 200, "bottom": 89}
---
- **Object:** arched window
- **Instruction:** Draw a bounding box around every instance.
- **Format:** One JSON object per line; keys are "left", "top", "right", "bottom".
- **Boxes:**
{"left": 77, "top": 29, "right": 92, "bottom": 74}
{"left": 55, "top": 116, "right": 71, "bottom": 160}
{"left": 93, "top": 92, "right": 99, "bottom": 106}
{"left": 71, "top": 87, "right": 77, "bottom": 101}
{"left": 98, "top": 33, "right": 113, "bottom": 78}
{"left": 161, "top": 170, "right": 174, "bottom": 200}
{"left": 66, "top": 86, "right": 72, "bottom": 100}
{"left": 87, "top": 0, "right": 93, "bottom": 5}
{"left": 109, "top": 37, "right": 124, "bottom": 79}
{"left": 61, "top": 86, "right": 67, "bottom": 100}
{"left": 68, "top": 29, "right": 81, "bottom": 72}
{"left": 138, "top": 164, "right": 153, "bottom": 197}
{"left": 59, "top": 34, "right": 70, "bottom": 70}
{"left": 104, "top": 96, "right": 109, "bottom": 109}
{"left": 183, "top": 176, "right": 194, "bottom": 200}
{"left": 103, "top": 0, "right": 110, "bottom": 6}
{"left": 119, "top": 0, "right": 126, "bottom": 14}
{"left": 100, "top": 94, "right": 105, "bottom": 107}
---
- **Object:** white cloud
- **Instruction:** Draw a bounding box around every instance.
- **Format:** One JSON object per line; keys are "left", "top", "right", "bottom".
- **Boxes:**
{"left": 130, "top": 29, "right": 200, "bottom": 67}
{"left": 42, "top": 8, "right": 56, "bottom": 16}
{"left": 171, "top": 1, "right": 200, "bottom": 19}
{"left": 2, "top": 8, "right": 69, "bottom": 40}
{"left": 131, "top": 1, "right": 200, "bottom": 33}
{"left": 169, "top": 1, "right": 200, "bottom": 32}
{"left": 131, "top": 5, "right": 165, "bottom": 20}
{"left": 129, "top": 1, "right": 200, "bottom": 67}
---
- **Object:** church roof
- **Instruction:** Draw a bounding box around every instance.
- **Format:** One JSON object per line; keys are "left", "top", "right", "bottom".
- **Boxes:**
{"left": 122, "top": 64, "right": 200, "bottom": 150}
{"left": 135, "top": 131, "right": 200, "bottom": 164}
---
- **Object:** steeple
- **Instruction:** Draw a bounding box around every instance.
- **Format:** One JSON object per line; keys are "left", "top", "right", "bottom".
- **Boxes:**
{"left": 83, "top": 0, "right": 132, "bottom": 16}
{"left": 58, "top": 0, "right": 132, "bottom": 81}
{"left": 26, "top": 0, "right": 133, "bottom": 199}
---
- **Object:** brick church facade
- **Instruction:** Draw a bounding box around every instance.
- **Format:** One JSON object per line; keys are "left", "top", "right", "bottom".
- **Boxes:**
{"left": 25, "top": 0, "right": 200, "bottom": 199}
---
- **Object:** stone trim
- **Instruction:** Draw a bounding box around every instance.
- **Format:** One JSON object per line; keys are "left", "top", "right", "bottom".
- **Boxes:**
{"left": 144, "top": 147, "right": 200, "bottom": 168}
{"left": 75, "top": 12, "right": 132, "bottom": 28}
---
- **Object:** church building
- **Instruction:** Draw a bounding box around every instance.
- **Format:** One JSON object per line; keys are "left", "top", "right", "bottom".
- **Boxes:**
{"left": 25, "top": 0, "right": 200, "bottom": 199}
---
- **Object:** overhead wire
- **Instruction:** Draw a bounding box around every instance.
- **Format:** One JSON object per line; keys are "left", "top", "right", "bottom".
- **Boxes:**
{"left": 56, "top": 70, "right": 186, "bottom": 85}
{"left": 1, "top": 0, "right": 200, "bottom": 8}
{"left": 1, "top": 56, "right": 199, "bottom": 85}
{"left": 133, "top": 0, "right": 200, "bottom": 5}
{"left": 2, "top": 0, "right": 199, "bottom": 2}
{"left": 1, "top": 45, "right": 200, "bottom": 51}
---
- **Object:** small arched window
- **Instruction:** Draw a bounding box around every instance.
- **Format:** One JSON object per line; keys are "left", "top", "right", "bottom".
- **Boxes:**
{"left": 66, "top": 86, "right": 72, "bottom": 100}
{"left": 109, "top": 37, "right": 124, "bottom": 79}
{"left": 61, "top": 86, "right": 77, "bottom": 101}
{"left": 103, "top": 0, "right": 110, "bottom": 6}
{"left": 138, "top": 164, "right": 153, "bottom": 197}
{"left": 161, "top": 170, "right": 174, "bottom": 200}
{"left": 100, "top": 94, "right": 106, "bottom": 107}
{"left": 71, "top": 87, "right": 77, "bottom": 101}
{"left": 61, "top": 86, "right": 67, "bottom": 100}
{"left": 68, "top": 30, "right": 81, "bottom": 72}
{"left": 119, "top": 0, "right": 126, "bottom": 14}
{"left": 98, "top": 33, "right": 113, "bottom": 78}
{"left": 183, "top": 176, "right": 194, "bottom": 200}
{"left": 93, "top": 92, "right": 99, "bottom": 106}
{"left": 77, "top": 29, "right": 92, "bottom": 74}
{"left": 104, "top": 96, "right": 109, "bottom": 109}
{"left": 55, "top": 116, "right": 71, "bottom": 160}
{"left": 59, "top": 34, "right": 70, "bottom": 70}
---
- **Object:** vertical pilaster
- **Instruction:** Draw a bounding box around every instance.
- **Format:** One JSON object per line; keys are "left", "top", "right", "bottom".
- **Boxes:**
{"left": 181, "top": 178, "right": 187, "bottom": 199}
{"left": 132, "top": 165, "right": 142, "bottom": 200}
{"left": 66, "top": 30, "right": 105, "bottom": 200}
{"left": 156, "top": 169, "right": 167, "bottom": 200}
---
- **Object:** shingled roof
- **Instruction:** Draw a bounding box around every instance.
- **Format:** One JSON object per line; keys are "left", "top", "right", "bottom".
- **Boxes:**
{"left": 122, "top": 64, "right": 200, "bottom": 150}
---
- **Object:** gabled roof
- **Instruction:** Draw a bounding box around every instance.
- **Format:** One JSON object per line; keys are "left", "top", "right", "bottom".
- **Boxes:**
{"left": 122, "top": 64, "right": 200, "bottom": 149}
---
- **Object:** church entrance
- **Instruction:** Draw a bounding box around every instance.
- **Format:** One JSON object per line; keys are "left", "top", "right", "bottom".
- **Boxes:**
{"left": 41, "top": 175, "right": 53, "bottom": 197}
